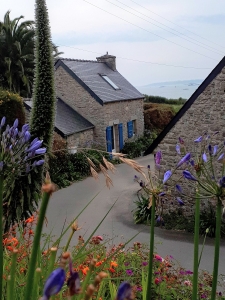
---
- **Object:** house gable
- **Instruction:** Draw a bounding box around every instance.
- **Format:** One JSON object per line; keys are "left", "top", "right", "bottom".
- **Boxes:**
{"left": 144, "top": 56, "right": 225, "bottom": 155}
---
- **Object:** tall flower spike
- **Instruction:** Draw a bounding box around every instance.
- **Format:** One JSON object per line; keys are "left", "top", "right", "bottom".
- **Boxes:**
{"left": 177, "top": 153, "right": 191, "bottom": 167}
{"left": 43, "top": 268, "right": 65, "bottom": 299}
{"left": 183, "top": 170, "right": 197, "bottom": 181}
{"left": 116, "top": 282, "right": 133, "bottom": 300}
{"left": 163, "top": 170, "right": 172, "bottom": 184}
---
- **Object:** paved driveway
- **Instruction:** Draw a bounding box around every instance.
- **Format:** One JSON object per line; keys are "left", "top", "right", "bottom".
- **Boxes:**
{"left": 45, "top": 154, "right": 225, "bottom": 275}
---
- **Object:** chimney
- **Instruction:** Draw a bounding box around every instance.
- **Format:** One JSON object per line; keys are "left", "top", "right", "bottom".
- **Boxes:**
{"left": 96, "top": 52, "right": 116, "bottom": 71}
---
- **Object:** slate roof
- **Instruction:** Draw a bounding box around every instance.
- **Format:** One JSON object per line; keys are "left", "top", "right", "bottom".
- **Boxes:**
{"left": 24, "top": 98, "right": 94, "bottom": 137}
{"left": 55, "top": 58, "right": 144, "bottom": 105}
{"left": 144, "top": 56, "right": 225, "bottom": 156}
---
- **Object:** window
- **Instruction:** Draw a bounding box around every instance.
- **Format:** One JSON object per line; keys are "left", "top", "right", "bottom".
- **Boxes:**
{"left": 127, "top": 121, "right": 133, "bottom": 138}
{"left": 101, "top": 75, "right": 120, "bottom": 90}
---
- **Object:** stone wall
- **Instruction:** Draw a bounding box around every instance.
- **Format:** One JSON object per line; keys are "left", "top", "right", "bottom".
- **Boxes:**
{"left": 155, "top": 66, "right": 225, "bottom": 216}
{"left": 67, "top": 128, "right": 94, "bottom": 148}
{"left": 55, "top": 66, "right": 144, "bottom": 151}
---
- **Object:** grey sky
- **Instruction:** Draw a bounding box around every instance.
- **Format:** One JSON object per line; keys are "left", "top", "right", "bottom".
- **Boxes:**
{"left": 2, "top": 0, "right": 225, "bottom": 86}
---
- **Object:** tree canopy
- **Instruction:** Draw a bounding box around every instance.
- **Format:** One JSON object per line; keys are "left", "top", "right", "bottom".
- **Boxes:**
{"left": 0, "top": 11, "right": 62, "bottom": 97}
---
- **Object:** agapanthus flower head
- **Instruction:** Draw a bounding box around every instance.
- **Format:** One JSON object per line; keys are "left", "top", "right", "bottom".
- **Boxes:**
{"left": 155, "top": 151, "right": 162, "bottom": 165}
{"left": 13, "top": 119, "right": 18, "bottom": 129}
{"left": 163, "top": 170, "right": 172, "bottom": 184}
{"left": 190, "top": 160, "right": 195, "bottom": 166}
{"left": 176, "top": 197, "right": 184, "bottom": 206}
{"left": 194, "top": 136, "right": 202, "bottom": 143}
{"left": 26, "top": 140, "right": 43, "bottom": 153}
{"left": 177, "top": 153, "right": 191, "bottom": 167}
{"left": 116, "top": 282, "right": 133, "bottom": 300}
{"left": 183, "top": 170, "right": 197, "bottom": 181}
{"left": 43, "top": 268, "right": 65, "bottom": 299}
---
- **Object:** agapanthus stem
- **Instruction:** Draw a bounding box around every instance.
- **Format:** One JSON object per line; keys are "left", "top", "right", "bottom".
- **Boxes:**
{"left": 146, "top": 195, "right": 156, "bottom": 300}
{"left": 192, "top": 188, "right": 200, "bottom": 300}
{"left": 211, "top": 198, "right": 222, "bottom": 300}
{"left": 8, "top": 249, "right": 18, "bottom": 300}
{"left": 64, "top": 229, "right": 75, "bottom": 252}
{"left": 0, "top": 175, "right": 3, "bottom": 300}
{"left": 24, "top": 190, "right": 51, "bottom": 300}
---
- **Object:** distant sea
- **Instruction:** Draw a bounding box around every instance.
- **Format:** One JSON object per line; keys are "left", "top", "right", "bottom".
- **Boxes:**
{"left": 136, "top": 79, "right": 203, "bottom": 99}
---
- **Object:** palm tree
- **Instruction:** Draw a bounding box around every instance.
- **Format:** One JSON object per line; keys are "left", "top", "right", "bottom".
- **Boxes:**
{"left": 0, "top": 11, "right": 63, "bottom": 97}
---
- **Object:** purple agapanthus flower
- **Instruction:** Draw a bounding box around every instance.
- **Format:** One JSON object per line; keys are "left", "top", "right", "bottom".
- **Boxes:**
{"left": 183, "top": 170, "right": 197, "bottom": 181}
{"left": 0, "top": 116, "right": 6, "bottom": 127}
{"left": 43, "top": 268, "right": 65, "bottom": 299}
{"left": 142, "top": 261, "right": 148, "bottom": 266}
{"left": 178, "top": 137, "right": 184, "bottom": 144}
{"left": 67, "top": 259, "right": 81, "bottom": 296}
{"left": 213, "top": 145, "right": 218, "bottom": 156}
{"left": 163, "top": 170, "right": 172, "bottom": 184}
{"left": 159, "top": 192, "right": 166, "bottom": 197}
{"left": 218, "top": 153, "right": 224, "bottom": 161}
{"left": 176, "top": 184, "right": 182, "bottom": 193}
{"left": 116, "top": 282, "right": 133, "bottom": 300}
{"left": 177, "top": 197, "right": 184, "bottom": 206}
{"left": 219, "top": 177, "right": 225, "bottom": 188}
{"left": 208, "top": 145, "right": 213, "bottom": 156}
{"left": 194, "top": 136, "right": 202, "bottom": 143}
{"left": 177, "top": 153, "right": 191, "bottom": 167}
{"left": 202, "top": 153, "right": 207, "bottom": 163}
{"left": 155, "top": 151, "right": 162, "bottom": 165}
{"left": 175, "top": 144, "right": 181, "bottom": 155}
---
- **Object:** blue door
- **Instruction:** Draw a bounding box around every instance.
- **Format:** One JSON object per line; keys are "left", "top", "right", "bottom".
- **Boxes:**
{"left": 106, "top": 126, "right": 112, "bottom": 153}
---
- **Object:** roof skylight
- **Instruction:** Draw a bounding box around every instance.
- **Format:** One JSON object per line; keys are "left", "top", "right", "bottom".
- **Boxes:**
{"left": 101, "top": 75, "right": 120, "bottom": 90}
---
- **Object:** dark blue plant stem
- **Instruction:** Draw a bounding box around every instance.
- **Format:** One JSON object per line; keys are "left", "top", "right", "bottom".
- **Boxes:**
{"left": 0, "top": 175, "right": 3, "bottom": 300}
{"left": 24, "top": 190, "right": 51, "bottom": 300}
{"left": 192, "top": 187, "right": 200, "bottom": 300}
{"left": 211, "top": 197, "right": 222, "bottom": 300}
{"left": 146, "top": 195, "right": 156, "bottom": 300}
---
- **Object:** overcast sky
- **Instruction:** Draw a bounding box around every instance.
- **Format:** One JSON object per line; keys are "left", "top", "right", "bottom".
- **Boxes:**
{"left": 2, "top": 0, "right": 225, "bottom": 86}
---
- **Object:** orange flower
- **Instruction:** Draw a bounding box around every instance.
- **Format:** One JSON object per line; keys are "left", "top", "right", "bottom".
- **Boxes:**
{"left": 82, "top": 267, "right": 89, "bottom": 275}
{"left": 96, "top": 261, "right": 103, "bottom": 267}
{"left": 109, "top": 267, "right": 116, "bottom": 273}
{"left": 110, "top": 261, "right": 118, "bottom": 268}
{"left": 28, "top": 230, "right": 34, "bottom": 236}
{"left": 6, "top": 246, "right": 13, "bottom": 252}
{"left": 25, "top": 216, "right": 35, "bottom": 224}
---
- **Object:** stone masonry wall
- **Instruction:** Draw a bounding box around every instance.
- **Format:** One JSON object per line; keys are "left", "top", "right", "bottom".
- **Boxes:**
{"left": 55, "top": 66, "right": 144, "bottom": 150}
{"left": 67, "top": 129, "right": 94, "bottom": 148}
{"left": 155, "top": 66, "right": 225, "bottom": 216}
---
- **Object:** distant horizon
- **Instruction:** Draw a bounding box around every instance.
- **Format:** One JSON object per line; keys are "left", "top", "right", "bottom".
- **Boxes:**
{"left": 137, "top": 78, "right": 203, "bottom": 88}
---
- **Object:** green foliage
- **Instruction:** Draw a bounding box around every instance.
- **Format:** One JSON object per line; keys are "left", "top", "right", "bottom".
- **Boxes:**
{"left": 0, "top": 89, "right": 25, "bottom": 127}
{"left": 144, "top": 94, "right": 186, "bottom": 105}
{"left": 0, "top": 11, "right": 63, "bottom": 97}
{"left": 49, "top": 150, "right": 111, "bottom": 188}
{"left": 121, "top": 132, "right": 157, "bottom": 159}
{"left": 133, "top": 194, "right": 152, "bottom": 224}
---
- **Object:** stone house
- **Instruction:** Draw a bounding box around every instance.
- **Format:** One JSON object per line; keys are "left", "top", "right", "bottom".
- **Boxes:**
{"left": 144, "top": 56, "right": 225, "bottom": 214}
{"left": 54, "top": 53, "right": 144, "bottom": 152}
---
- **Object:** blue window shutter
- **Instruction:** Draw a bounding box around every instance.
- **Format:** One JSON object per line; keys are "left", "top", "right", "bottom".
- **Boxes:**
{"left": 118, "top": 123, "right": 123, "bottom": 151}
{"left": 106, "top": 126, "right": 112, "bottom": 153}
{"left": 127, "top": 121, "right": 133, "bottom": 138}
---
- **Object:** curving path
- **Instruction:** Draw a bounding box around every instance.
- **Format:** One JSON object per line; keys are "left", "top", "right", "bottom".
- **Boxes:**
{"left": 45, "top": 154, "right": 225, "bottom": 275}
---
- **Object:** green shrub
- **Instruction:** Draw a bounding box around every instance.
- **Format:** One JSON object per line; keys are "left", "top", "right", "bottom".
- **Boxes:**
{"left": 0, "top": 89, "right": 25, "bottom": 127}
{"left": 49, "top": 149, "right": 111, "bottom": 188}
{"left": 133, "top": 194, "right": 152, "bottom": 224}
{"left": 122, "top": 132, "right": 157, "bottom": 159}
{"left": 144, "top": 94, "right": 186, "bottom": 105}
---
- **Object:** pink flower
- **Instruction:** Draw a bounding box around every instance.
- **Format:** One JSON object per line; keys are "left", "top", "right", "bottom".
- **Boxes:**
{"left": 154, "top": 254, "right": 163, "bottom": 262}
{"left": 184, "top": 280, "right": 192, "bottom": 286}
